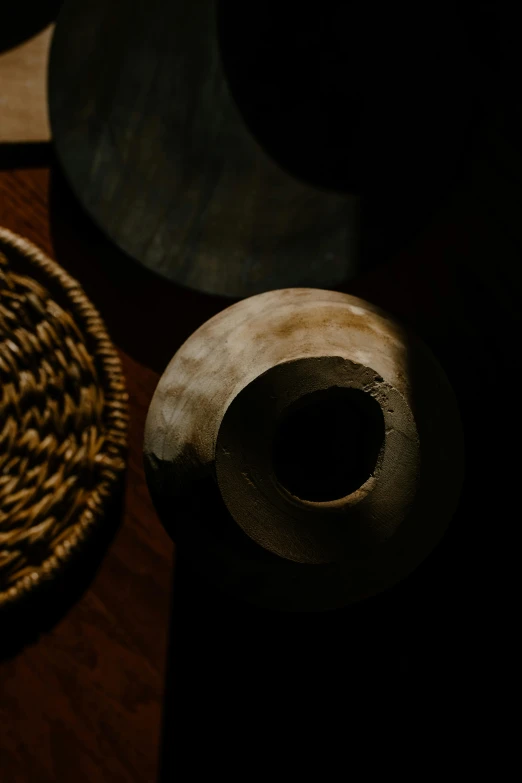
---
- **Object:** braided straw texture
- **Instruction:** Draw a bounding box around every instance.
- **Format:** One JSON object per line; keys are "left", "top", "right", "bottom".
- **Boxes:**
{"left": 0, "top": 227, "right": 128, "bottom": 610}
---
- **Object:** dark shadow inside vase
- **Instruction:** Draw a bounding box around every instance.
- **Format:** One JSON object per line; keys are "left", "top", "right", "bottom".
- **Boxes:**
{"left": 272, "top": 387, "right": 385, "bottom": 502}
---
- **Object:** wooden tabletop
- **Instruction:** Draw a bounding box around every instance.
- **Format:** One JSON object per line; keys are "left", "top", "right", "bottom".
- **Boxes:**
{"left": 0, "top": 160, "right": 174, "bottom": 782}
{"left": 0, "top": 128, "right": 520, "bottom": 777}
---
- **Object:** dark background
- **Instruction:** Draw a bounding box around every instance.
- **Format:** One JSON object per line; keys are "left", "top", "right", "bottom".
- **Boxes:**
{"left": 1, "top": 1, "right": 519, "bottom": 779}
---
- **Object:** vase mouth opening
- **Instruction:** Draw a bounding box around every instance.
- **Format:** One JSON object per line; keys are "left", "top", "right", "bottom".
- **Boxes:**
{"left": 271, "top": 386, "right": 385, "bottom": 504}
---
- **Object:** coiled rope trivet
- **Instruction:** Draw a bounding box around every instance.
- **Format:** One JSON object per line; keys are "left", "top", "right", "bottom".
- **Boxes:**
{"left": 0, "top": 227, "right": 128, "bottom": 610}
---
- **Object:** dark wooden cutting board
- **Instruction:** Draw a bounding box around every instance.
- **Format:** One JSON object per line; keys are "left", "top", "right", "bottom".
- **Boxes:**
{"left": 48, "top": 0, "right": 363, "bottom": 298}
{"left": 48, "top": 0, "right": 471, "bottom": 298}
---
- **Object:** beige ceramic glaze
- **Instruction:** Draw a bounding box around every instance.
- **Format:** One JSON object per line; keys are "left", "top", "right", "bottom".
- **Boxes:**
{"left": 144, "top": 288, "right": 464, "bottom": 610}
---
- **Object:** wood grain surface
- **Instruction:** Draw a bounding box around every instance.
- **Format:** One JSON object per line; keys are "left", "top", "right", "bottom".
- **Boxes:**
{"left": 0, "top": 26, "right": 54, "bottom": 144}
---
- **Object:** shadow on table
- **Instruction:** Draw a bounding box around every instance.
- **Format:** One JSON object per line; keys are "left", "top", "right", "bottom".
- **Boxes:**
{"left": 0, "top": 143, "right": 52, "bottom": 170}
{"left": 0, "top": 2, "right": 62, "bottom": 54}
{"left": 156, "top": 522, "right": 470, "bottom": 776}
{"left": 0, "top": 478, "right": 125, "bottom": 661}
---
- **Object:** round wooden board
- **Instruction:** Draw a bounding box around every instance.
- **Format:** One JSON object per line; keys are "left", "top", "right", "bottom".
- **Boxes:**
{"left": 48, "top": 0, "right": 361, "bottom": 298}
{"left": 48, "top": 0, "right": 471, "bottom": 298}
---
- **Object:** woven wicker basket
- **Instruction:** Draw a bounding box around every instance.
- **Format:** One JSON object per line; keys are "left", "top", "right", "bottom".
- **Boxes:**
{"left": 0, "top": 227, "right": 128, "bottom": 610}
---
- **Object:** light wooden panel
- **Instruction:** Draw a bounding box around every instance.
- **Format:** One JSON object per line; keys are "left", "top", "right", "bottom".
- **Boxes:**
{"left": 0, "top": 25, "right": 53, "bottom": 143}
